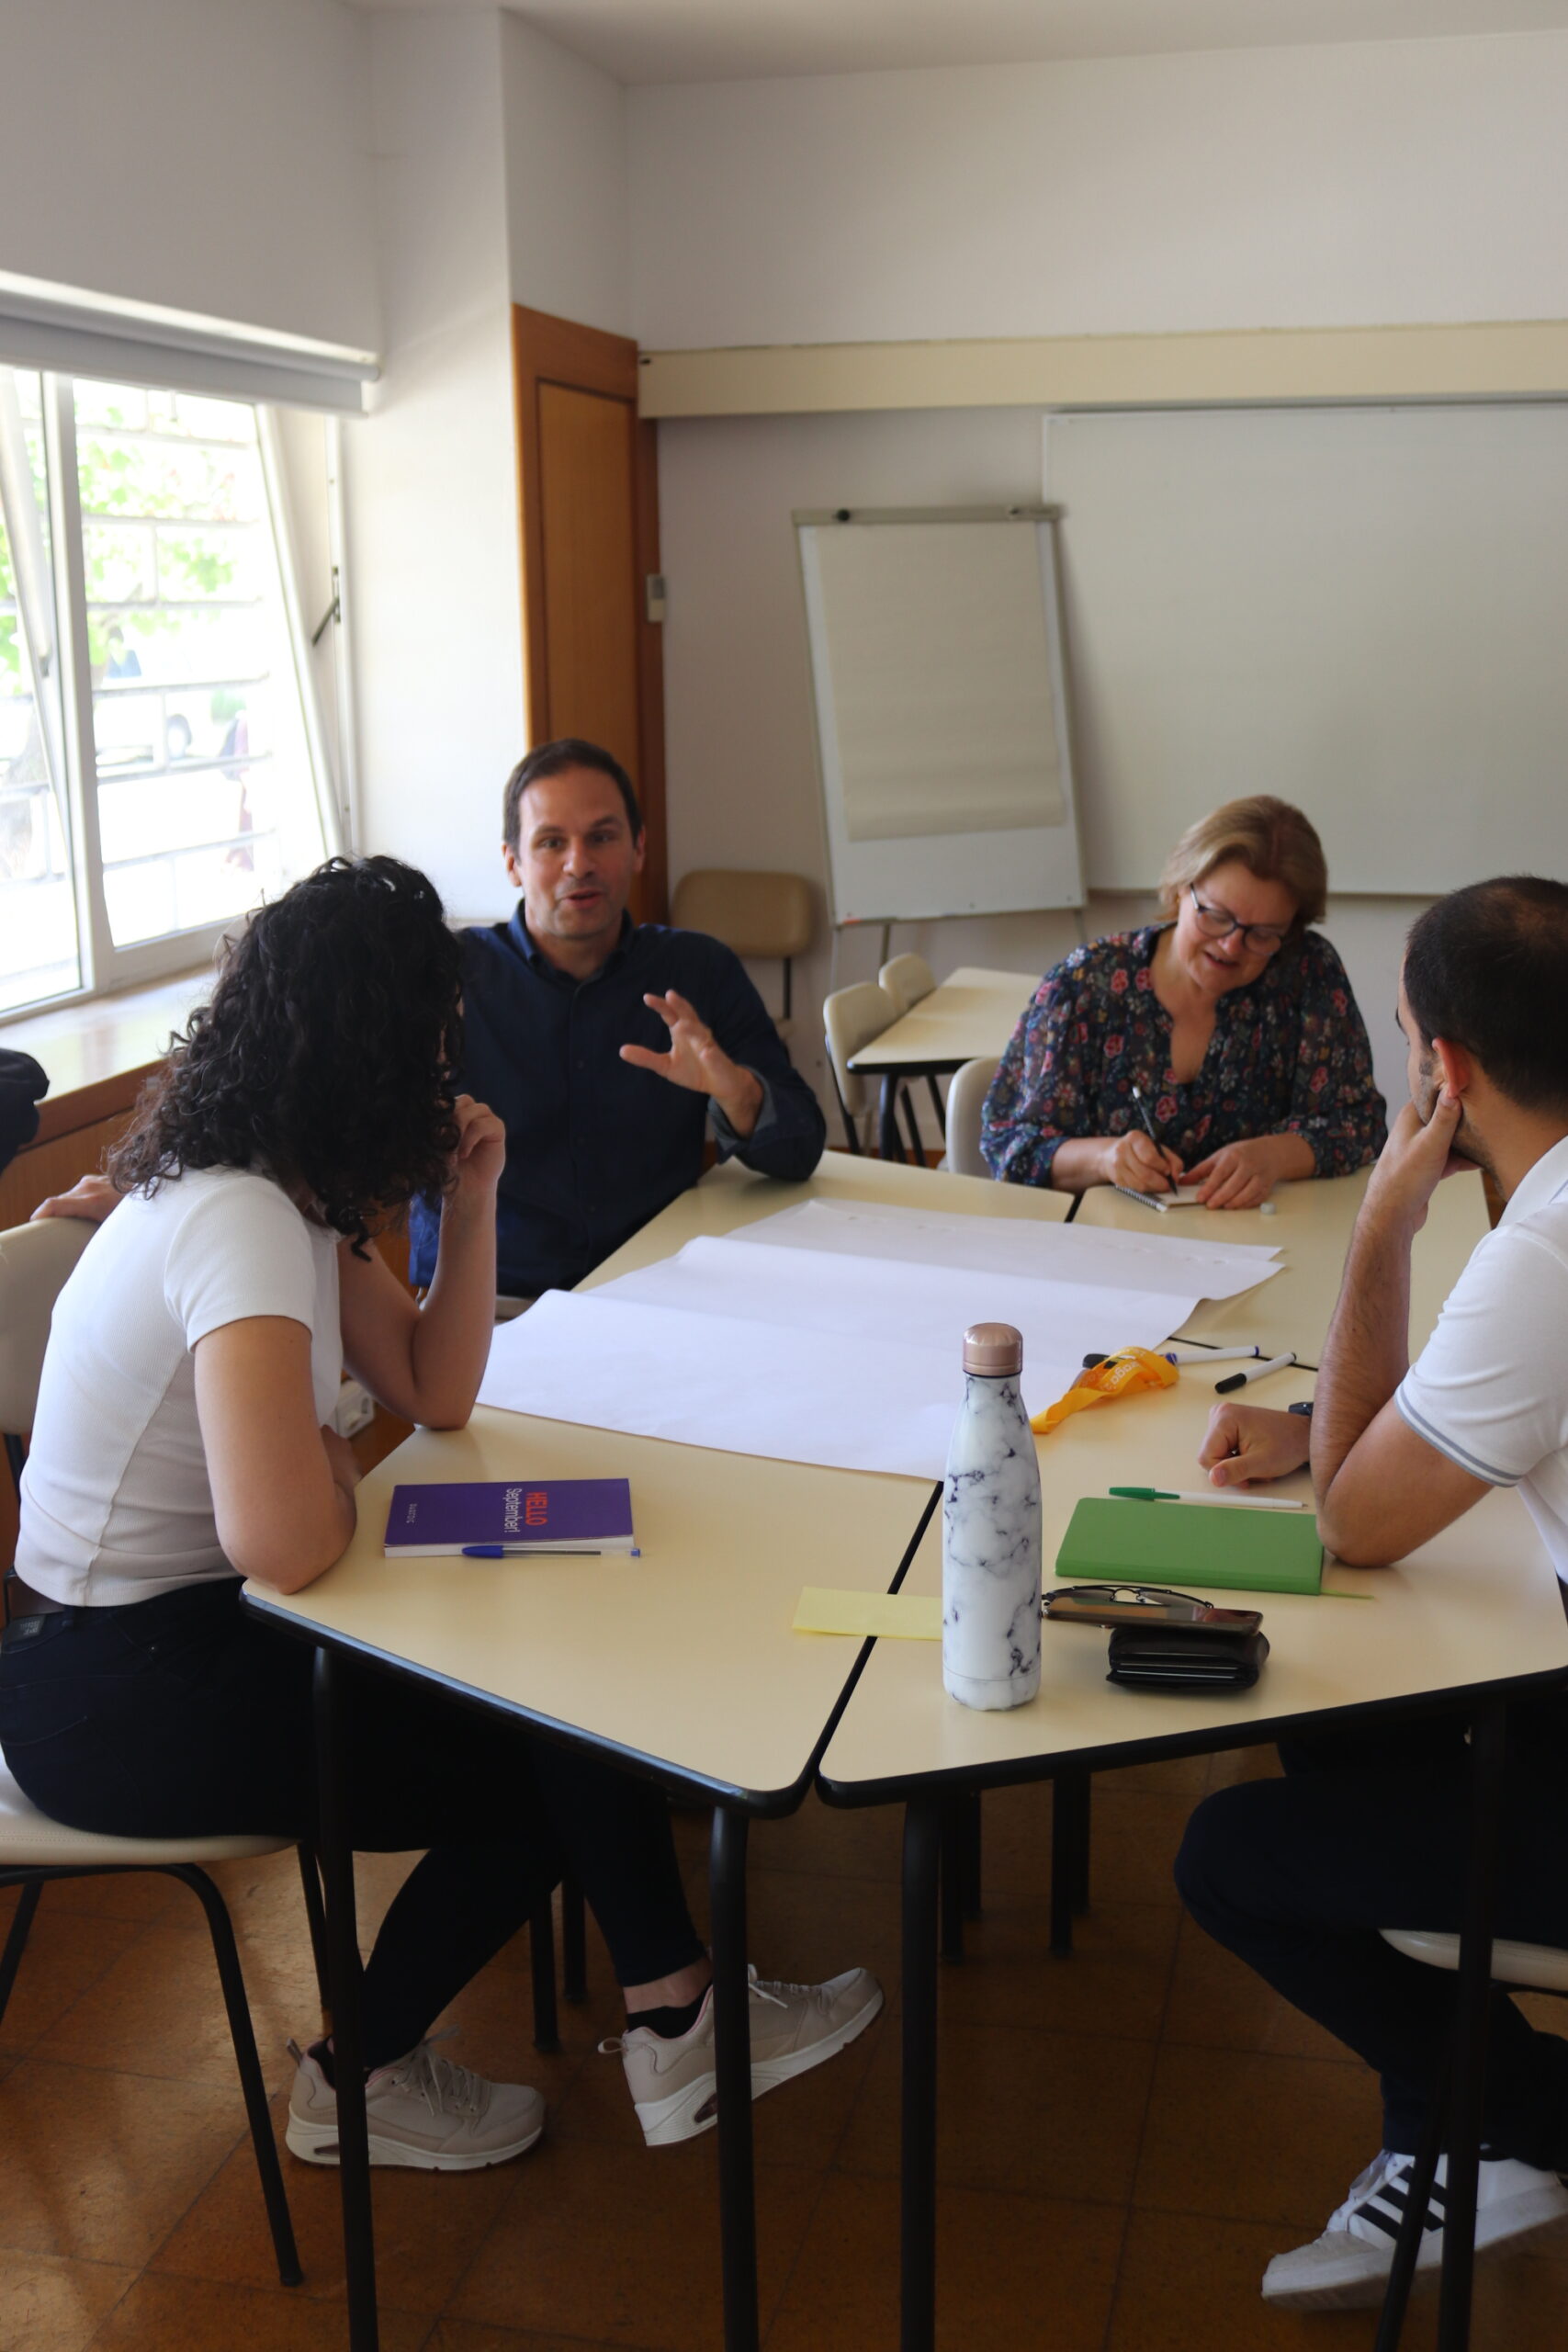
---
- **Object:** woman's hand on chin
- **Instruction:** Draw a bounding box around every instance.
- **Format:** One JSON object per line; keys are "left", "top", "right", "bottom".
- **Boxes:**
{"left": 446, "top": 1093, "right": 506, "bottom": 1205}
{"left": 1186, "top": 1133, "right": 1312, "bottom": 1207}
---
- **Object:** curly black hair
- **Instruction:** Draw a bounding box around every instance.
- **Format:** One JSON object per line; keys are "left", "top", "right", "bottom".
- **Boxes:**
{"left": 109, "top": 856, "right": 464, "bottom": 1250}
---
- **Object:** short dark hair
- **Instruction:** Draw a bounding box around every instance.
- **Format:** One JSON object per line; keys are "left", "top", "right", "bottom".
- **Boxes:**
{"left": 1404, "top": 876, "right": 1568, "bottom": 1114}
{"left": 502, "top": 739, "right": 642, "bottom": 849}
{"left": 109, "top": 856, "right": 463, "bottom": 1252}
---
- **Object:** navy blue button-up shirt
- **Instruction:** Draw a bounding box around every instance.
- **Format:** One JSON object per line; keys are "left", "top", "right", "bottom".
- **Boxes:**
{"left": 409, "top": 911, "right": 827, "bottom": 1296}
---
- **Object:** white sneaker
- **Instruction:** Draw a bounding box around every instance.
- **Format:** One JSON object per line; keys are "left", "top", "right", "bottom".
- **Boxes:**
{"left": 603, "top": 1965, "right": 884, "bottom": 2147}
{"left": 285, "top": 2032, "right": 545, "bottom": 2171}
{"left": 1262, "top": 2147, "right": 1568, "bottom": 2311}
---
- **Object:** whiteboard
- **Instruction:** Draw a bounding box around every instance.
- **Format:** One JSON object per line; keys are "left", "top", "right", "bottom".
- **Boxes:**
{"left": 1049, "top": 404, "right": 1568, "bottom": 896}
{"left": 797, "top": 508, "right": 1085, "bottom": 925}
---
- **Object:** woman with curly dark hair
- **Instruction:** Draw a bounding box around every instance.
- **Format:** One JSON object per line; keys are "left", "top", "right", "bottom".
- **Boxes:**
{"left": 0, "top": 858, "right": 880, "bottom": 2167}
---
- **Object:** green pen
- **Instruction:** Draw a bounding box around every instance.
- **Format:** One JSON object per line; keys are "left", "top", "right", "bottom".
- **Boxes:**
{"left": 1109, "top": 1485, "right": 1305, "bottom": 1512}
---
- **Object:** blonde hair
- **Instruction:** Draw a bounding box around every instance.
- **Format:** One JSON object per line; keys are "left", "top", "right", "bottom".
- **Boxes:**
{"left": 1157, "top": 797, "right": 1327, "bottom": 935}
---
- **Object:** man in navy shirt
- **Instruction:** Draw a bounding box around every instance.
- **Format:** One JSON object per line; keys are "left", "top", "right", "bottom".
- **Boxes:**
{"left": 409, "top": 740, "right": 826, "bottom": 1297}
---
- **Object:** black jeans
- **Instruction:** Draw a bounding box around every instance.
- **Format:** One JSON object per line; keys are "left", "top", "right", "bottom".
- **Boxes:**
{"left": 0, "top": 1581, "right": 705, "bottom": 2069}
{"left": 1174, "top": 1695, "right": 1568, "bottom": 2165}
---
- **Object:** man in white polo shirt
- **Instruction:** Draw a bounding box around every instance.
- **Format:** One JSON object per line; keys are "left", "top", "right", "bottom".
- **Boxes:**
{"left": 1178, "top": 876, "right": 1568, "bottom": 2312}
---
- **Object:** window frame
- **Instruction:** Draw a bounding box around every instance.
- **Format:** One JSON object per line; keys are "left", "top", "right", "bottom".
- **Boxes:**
{"left": 0, "top": 369, "right": 343, "bottom": 1021}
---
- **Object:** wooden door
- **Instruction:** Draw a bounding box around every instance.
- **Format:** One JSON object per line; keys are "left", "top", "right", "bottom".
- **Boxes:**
{"left": 513, "top": 305, "right": 667, "bottom": 921}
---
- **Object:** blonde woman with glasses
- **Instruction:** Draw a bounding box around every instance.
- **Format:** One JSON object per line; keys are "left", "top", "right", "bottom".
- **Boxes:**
{"left": 982, "top": 797, "right": 1386, "bottom": 1207}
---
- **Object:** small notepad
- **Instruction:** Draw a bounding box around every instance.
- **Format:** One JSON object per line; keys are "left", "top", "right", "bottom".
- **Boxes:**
{"left": 794, "top": 1588, "right": 942, "bottom": 1640}
{"left": 1055, "top": 1497, "right": 1324, "bottom": 1595}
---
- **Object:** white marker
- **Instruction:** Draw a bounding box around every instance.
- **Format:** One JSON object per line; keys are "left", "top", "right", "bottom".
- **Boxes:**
{"left": 1168, "top": 1345, "right": 1264, "bottom": 1365}
{"left": 1215, "top": 1351, "right": 1297, "bottom": 1394}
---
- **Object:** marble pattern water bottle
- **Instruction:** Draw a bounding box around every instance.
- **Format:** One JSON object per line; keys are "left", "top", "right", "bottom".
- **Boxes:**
{"left": 942, "top": 1322, "right": 1043, "bottom": 1711}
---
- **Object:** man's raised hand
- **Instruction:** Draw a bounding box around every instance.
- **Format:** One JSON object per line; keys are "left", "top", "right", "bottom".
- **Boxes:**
{"left": 620, "top": 990, "right": 762, "bottom": 1136}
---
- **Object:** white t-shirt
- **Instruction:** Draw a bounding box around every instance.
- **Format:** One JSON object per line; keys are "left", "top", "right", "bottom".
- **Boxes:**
{"left": 1397, "top": 1133, "right": 1568, "bottom": 1586}
{"left": 17, "top": 1167, "right": 343, "bottom": 1606}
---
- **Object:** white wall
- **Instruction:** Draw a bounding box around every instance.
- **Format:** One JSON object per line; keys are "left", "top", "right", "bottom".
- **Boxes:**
{"left": 501, "top": 11, "right": 630, "bottom": 336}
{"left": 658, "top": 403, "right": 1424, "bottom": 1127}
{"left": 642, "top": 37, "right": 1568, "bottom": 1127}
{"left": 629, "top": 33, "right": 1568, "bottom": 348}
{"left": 0, "top": 0, "right": 378, "bottom": 351}
{"left": 346, "top": 8, "right": 525, "bottom": 918}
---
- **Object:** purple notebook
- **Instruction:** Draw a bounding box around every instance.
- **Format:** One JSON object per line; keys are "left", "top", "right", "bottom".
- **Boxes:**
{"left": 384, "top": 1479, "right": 636, "bottom": 1556}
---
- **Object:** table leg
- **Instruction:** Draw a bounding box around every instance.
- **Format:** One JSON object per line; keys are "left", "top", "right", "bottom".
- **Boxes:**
{"left": 311, "top": 1647, "right": 379, "bottom": 2352}
{"left": 879, "top": 1075, "right": 903, "bottom": 1164}
{"left": 1436, "top": 1697, "right": 1507, "bottom": 2352}
{"left": 902, "top": 1797, "right": 942, "bottom": 2352}
{"left": 939, "top": 1804, "right": 965, "bottom": 1962}
{"left": 1050, "top": 1773, "right": 1079, "bottom": 1957}
{"left": 710, "top": 1806, "right": 759, "bottom": 2352}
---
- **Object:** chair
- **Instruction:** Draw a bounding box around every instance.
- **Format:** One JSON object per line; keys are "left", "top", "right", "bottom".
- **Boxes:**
{"left": 1371, "top": 1924, "right": 1568, "bottom": 2346}
{"left": 942, "top": 1057, "right": 999, "bottom": 1179}
{"left": 0, "top": 1216, "right": 307, "bottom": 2281}
{"left": 671, "top": 869, "right": 813, "bottom": 1039}
{"left": 823, "top": 981, "right": 899, "bottom": 1155}
{"left": 877, "top": 954, "right": 935, "bottom": 1017}
{"left": 879, "top": 956, "right": 946, "bottom": 1144}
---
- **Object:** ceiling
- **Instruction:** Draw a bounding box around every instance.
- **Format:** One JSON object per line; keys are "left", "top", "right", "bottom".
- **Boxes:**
{"left": 346, "top": 0, "right": 1568, "bottom": 86}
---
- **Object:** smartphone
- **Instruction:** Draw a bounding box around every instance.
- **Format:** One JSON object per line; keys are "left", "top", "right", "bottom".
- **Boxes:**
{"left": 1044, "top": 1586, "right": 1263, "bottom": 1634}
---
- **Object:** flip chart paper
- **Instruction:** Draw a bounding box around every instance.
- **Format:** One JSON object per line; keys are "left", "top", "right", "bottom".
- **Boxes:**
{"left": 477, "top": 1215, "right": 1210, "bottom": 1479}
{"left": 794, "top": 1589, "right": 943, "bottom": 1640}
{"left": 728, "top": 1197, "right": 1282, "bottom": 1303}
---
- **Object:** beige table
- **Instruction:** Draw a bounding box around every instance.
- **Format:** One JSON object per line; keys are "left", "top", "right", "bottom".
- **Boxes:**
{"left": 249, "top": 1149, "right": 1026, "bottom": 2352}
{"left": 818, "top": 1371, "right": 1568, "bottom": 2351}
{"left": 1076, "top": 1163, "right": 1491, "bottom": 1364}
{"left": 845, "top": 967, "right": 1037, "bottom": 1162}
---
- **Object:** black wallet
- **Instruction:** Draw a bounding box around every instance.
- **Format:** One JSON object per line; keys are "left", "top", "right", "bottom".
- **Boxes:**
{"left": 1106, "top": 1624, "right": 1269, "bottom": 1690}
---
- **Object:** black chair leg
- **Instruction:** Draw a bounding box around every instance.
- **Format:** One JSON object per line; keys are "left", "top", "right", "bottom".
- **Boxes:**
{"left": 296, "top": 1844, "right": 332, "bottom": 2022}
{"left": 0, "top": 1881, "right": 41, "bottom": 2028}
{"left": 173, "top": 1864, "right": 302, "bottom": 2289}
{"left": 900, "top": 1087, "right": 926, "bottom": 1166}
{"left": 560, "top": 1879, "right": 588, "bottom": 2004}
{"left": 529, "top": 1898, "right": 561, "bottom": 2054}
{"left": 926, "top": 1074, "right": 946, "bottom": 1138}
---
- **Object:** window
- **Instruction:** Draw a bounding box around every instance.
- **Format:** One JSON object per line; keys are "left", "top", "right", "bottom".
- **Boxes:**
{"left": 0, "top": 369, "right": 333, "bottom": 1018}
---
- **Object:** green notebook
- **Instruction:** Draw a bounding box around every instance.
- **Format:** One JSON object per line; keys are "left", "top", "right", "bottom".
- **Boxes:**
{"left": 1055, "top": 1498, "right": 1324, "bottom": 1596}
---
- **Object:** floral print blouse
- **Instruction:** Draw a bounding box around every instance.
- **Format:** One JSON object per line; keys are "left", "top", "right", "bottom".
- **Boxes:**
{"left": 981, "top": 924, "right": 1386, "bottom": 1188}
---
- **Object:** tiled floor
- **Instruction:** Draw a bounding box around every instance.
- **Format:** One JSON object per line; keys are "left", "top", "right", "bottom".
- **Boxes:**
{"left": 3, "top": 1749, "right": 1565, "bottom": 2350}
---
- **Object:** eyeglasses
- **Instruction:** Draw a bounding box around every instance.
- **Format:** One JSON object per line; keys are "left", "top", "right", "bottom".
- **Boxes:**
{"left": 1189, "top": 887, "right": 1290, "bottom": 956}
{"left": 1043, "top": 1585, "right": 1205, "bottom": 1617}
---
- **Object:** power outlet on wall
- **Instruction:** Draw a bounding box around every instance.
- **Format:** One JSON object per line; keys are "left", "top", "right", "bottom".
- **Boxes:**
{"left": 334, "top": 1380, "right": 376, "bottom": 1440}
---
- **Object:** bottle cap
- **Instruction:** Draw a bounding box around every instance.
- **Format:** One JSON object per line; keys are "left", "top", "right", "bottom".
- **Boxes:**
{"left": 963, "top": 1321, "right": 1022, "bottom": 1376}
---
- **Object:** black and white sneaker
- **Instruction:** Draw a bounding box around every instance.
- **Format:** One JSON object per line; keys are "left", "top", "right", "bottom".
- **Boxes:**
{"left": 1261, "top": 2147, "right": 1568, "bottom": 2311}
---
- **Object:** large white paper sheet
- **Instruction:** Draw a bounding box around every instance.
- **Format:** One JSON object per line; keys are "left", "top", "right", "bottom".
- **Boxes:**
{"left": 479, "top": 1287, "right": 962, "bottom": 1480}
{"left": 604, "top": 1235, "right": 1185, "bottom": 1386}
{"left": 728, "top": 1196, "right": 1281, "bottom": 1303}
{"left": 477, "top": 1215, "right": 1213, "bottom": 1480}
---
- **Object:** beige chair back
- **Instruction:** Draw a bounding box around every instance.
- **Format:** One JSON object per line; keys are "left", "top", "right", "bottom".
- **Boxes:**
{"left": 943, "top": 1057, "right": 999, "bottom": 1180}
{"left": 878, "top": 953, "right": 936, "bottom": 1018}
{"left": 671, "top": 870, "right": 813, "bottom": 960}
{"left": 823, "top": 981, "right": 897, "bottom": 1127}
{"left": 0, "top": 1218, "right": 96, "bottom": 1437}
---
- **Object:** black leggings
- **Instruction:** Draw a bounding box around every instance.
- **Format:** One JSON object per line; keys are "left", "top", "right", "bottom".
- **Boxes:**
{"left": 0, "top": 1581, "right": 705, "bottom": 2069}
{"left": 1174, "top": 1697, "right": 1568, "bottom": 2165}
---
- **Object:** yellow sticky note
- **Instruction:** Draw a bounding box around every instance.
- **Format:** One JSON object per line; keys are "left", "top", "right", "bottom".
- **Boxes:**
{"left": 793, "top": 1587, "right": 942, "bottom": 1640}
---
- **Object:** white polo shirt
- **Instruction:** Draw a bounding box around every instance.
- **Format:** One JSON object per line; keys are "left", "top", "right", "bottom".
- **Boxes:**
{"left": 1396, "top": 1133, "right": 1568, "bottom": 1586}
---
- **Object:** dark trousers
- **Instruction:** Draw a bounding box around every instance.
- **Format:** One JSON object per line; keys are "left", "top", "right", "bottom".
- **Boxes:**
{"left": 1174, "top": 1696, "right": 1568, "bottom": 2165}
{"left": 0, "top": 1581, "right": 705, "bottom": 2069}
